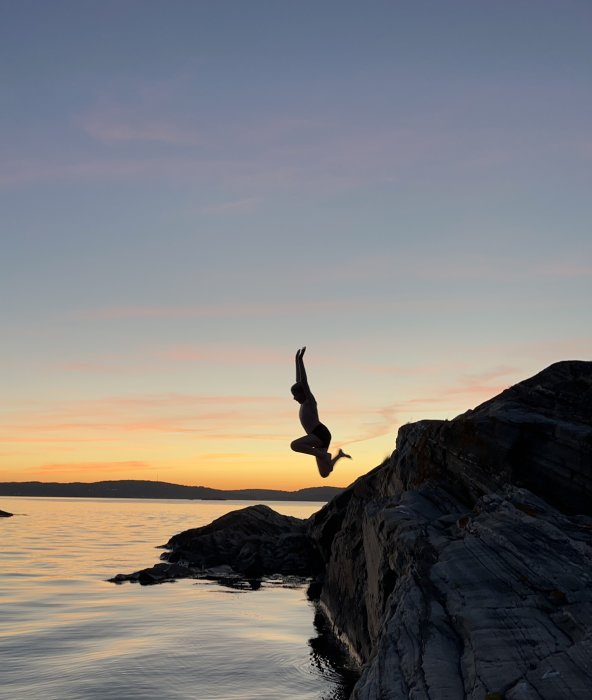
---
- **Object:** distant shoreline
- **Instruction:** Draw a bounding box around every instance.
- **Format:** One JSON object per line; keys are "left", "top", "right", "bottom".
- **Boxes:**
{"left": 0, "top": 479, "right": 344, "bottom": 502}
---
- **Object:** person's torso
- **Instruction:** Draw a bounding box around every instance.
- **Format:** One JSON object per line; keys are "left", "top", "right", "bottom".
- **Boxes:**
{"left": 299, "top": 397, "right": 320, "bottom": 433}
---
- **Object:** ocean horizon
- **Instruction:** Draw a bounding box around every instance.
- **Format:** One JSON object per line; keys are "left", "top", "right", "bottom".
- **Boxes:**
{"left": 0, "top": 497, "right": 357, "bottom": 700}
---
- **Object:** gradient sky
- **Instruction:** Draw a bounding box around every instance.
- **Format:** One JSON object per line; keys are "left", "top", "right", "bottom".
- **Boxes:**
{"left": 1, "top": 1, "right": 591, "bottom": 490}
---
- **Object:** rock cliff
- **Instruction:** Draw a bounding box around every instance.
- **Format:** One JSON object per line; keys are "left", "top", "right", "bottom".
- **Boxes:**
{"left": 111, "top": 360, "right": 592, "bottom": 699}
{"left": 309, "top": 360, "right": 592, "bottom": 699}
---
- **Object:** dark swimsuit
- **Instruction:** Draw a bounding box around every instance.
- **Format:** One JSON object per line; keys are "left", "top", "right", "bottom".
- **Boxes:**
{"left": 311, "top": 423, "right": 332, "bottom": 448}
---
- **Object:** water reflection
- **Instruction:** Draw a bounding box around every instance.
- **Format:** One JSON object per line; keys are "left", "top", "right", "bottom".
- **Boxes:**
{"left": 196, "top": 574, "right": 361, "bottom": 697}
{"left": 0, "top": 497, "right": 358, "bottom": 700}
{"left": 308, "top": 607, "right": 360, "bottom": 700}
{"left": 189, "top": 577, "right": 360, "bottom": 698}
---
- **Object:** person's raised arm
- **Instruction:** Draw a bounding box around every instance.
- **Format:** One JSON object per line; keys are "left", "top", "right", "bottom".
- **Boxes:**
{"left": 295, "top": 347, "right": 303, "bottom": 382}
{"left": 295, "top": 347, "right": 311, "bottom": 394}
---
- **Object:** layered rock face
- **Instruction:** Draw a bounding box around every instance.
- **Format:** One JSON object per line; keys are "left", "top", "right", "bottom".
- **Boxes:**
{"left": 309, "top": 360, "right": 592, "bottom": 699}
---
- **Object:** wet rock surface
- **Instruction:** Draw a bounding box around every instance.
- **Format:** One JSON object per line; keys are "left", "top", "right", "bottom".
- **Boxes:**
{"left": 111, "top": 360, "right": 592, "bottom": 699}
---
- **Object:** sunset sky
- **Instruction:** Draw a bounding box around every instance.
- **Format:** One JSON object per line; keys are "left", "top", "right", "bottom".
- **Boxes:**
{"left": 1, "top": 1, "right": 591, "bottom": 490}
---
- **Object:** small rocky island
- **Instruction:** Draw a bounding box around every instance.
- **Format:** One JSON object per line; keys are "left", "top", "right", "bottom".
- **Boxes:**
{"left": 111, "top": 360, "right": 592, "bottom": 699}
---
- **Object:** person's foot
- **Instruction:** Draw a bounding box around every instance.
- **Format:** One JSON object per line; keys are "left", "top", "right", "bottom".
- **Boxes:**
{"left": 328, "top": 448, "right": 351, "bottom": 469}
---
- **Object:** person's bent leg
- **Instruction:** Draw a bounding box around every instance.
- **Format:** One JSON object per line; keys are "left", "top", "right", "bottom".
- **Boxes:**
{"left": 291, "top": 434, "right": 325, "bottom": 456}
{"left": 291, "top": 435, "right": 334, "bottom": 477}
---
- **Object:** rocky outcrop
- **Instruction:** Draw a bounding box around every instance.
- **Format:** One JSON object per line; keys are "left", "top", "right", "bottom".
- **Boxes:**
{"left": 379, "top": 359, "right": 592, "bottom": 515}
{"left": 110, "top": 504, "right": 321, "bottom": 585}
{"left": 0, "top": 508, "right": 13, "bottom": 517}
{"left": 308, "top": 360, "right": 592, "bottom": 699}
{"left": 110, "top": 360, "right": 592, "bottom": 699}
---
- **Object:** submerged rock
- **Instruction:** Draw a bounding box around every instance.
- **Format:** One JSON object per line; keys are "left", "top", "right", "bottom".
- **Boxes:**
{"left": 110, "top": 360, "right": 592, "bottom": 699}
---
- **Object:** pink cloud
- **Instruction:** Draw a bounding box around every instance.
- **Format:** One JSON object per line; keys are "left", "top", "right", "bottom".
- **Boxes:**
{"left": 338, "top": 405, "right": 401, "bottom": 446}
{"left": 0, "top": 157, "right": 174, "bottom": 188}
{"left": 0, "top": 115, "right": 515, "bottom": 191}
{"left": 460, "top": 365, "right": 520, "bottom": 386}
{"left": 59, "top": 350, "right": 153, "bottom": 374}
{"left": 0, "top": 430, "right": 102, "bottom": 444}
{"left": 204, "top": 197, "right": 262, "bottom": 215}
{"left": 80, "top": 299, "right": 357, "bottom": 320}
{"left": 156, "top": 344, "right": 287, "bottom": 365}
{"left": 464, "top": 337, "right": 592, "bottom": 364}
{"left": 534, "top": 262, "right": 592, "bottom": 278}
{"left": 1, "top": 394, "right": 290, "bottom": 447}
{"left": 414, "top": 254, "right": 592, "bottom": 283}
{"left": 78, "top": 111, "right": 205, "bottom": 146}
{"left": 79, "top": 297, "right": 509, "bottom": 325}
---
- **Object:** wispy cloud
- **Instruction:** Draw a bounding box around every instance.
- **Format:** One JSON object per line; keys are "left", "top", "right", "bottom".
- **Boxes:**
{"left": 77, "top": 107, "right": 205, "bottom": 146}
{"left": 6, "top": 104, "right": 570, "bottom": 192}
{"left": 78, "top": 295, "right": 526, "bottom": 322}
{"left": 56, "top": 341, "right": 338, "bottom": 376}
{"left": 199, "top": 452, "right": 249, "bottom": 461}
{"left": 534, "top": 262, "right": 592, "bottom": 279}
{"left": 35, "top": 460, "right": 152, "bottom": 474}
{"left": 203, "top": 197, "right": 262, "bottom": 215}
{"left": 55, "top": 342, "right": 324, "bottom": 375}
{"left": 460, "top": 365, "right": 519, "bottom": 387}
{"left": 0, "top": 156, "right": 179, "bottom": 188}
{"left": 376, "top": 368, "right": 519, "bottom": 419}
{"left": 156, "top": 344, "right": 286, "bottom": 365}
{"left": 79, "top": 299, "right": 363, "bottom": 320}
{"left": 1, "top": 394, "right": 289, "bottom": 445}
{"left": 334, "top": 363, "right": 523, "bottom": 446}
{"left": 7, "top": 393, "right": 283, "bottom": 412}
{"left": 334, "top": 252, "right": 592, "bottom": 285}
{"left": 335, "top": 403, "right": 401, "bottom": 446}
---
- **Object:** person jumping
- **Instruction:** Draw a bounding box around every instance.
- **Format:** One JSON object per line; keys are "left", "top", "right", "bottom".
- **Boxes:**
{"left": 290, "top": 346, "right": 351, "bottom": 478}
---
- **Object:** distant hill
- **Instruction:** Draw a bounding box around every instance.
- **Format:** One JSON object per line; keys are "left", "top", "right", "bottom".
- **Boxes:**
{"left": 0, "top": 480, "right": 344, "bottom": 502}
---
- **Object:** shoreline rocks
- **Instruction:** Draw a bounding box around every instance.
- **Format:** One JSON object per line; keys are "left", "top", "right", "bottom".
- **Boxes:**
{"left": 109, "top": 504, "right": 322, "bottom": 585}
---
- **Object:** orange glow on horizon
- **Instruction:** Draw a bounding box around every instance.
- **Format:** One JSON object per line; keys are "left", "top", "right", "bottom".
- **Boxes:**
{"left": 0, "top": 441, "right": 390, "bottom": 491}
{"left": 3, "top": 352, "right": 578, "bottom": 490}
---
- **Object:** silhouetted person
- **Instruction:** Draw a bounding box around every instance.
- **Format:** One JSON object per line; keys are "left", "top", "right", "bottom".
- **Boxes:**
{"left": 290, "top": 347, "right": 351, "bottom": 478}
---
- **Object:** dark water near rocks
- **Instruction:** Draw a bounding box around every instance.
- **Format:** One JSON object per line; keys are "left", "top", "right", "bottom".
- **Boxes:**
{"left": 0, "top": 497, "right": 357, "bottom": 700}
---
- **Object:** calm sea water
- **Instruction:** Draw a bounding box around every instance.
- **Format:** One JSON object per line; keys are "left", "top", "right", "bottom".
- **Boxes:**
{"left": 0, "top": 497, "right": 356, "bottom": 700}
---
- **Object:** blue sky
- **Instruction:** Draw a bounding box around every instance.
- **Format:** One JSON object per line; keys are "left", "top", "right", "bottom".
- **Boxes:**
{"left": 1, "top": 1, "right": 590, "bottom": 489}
